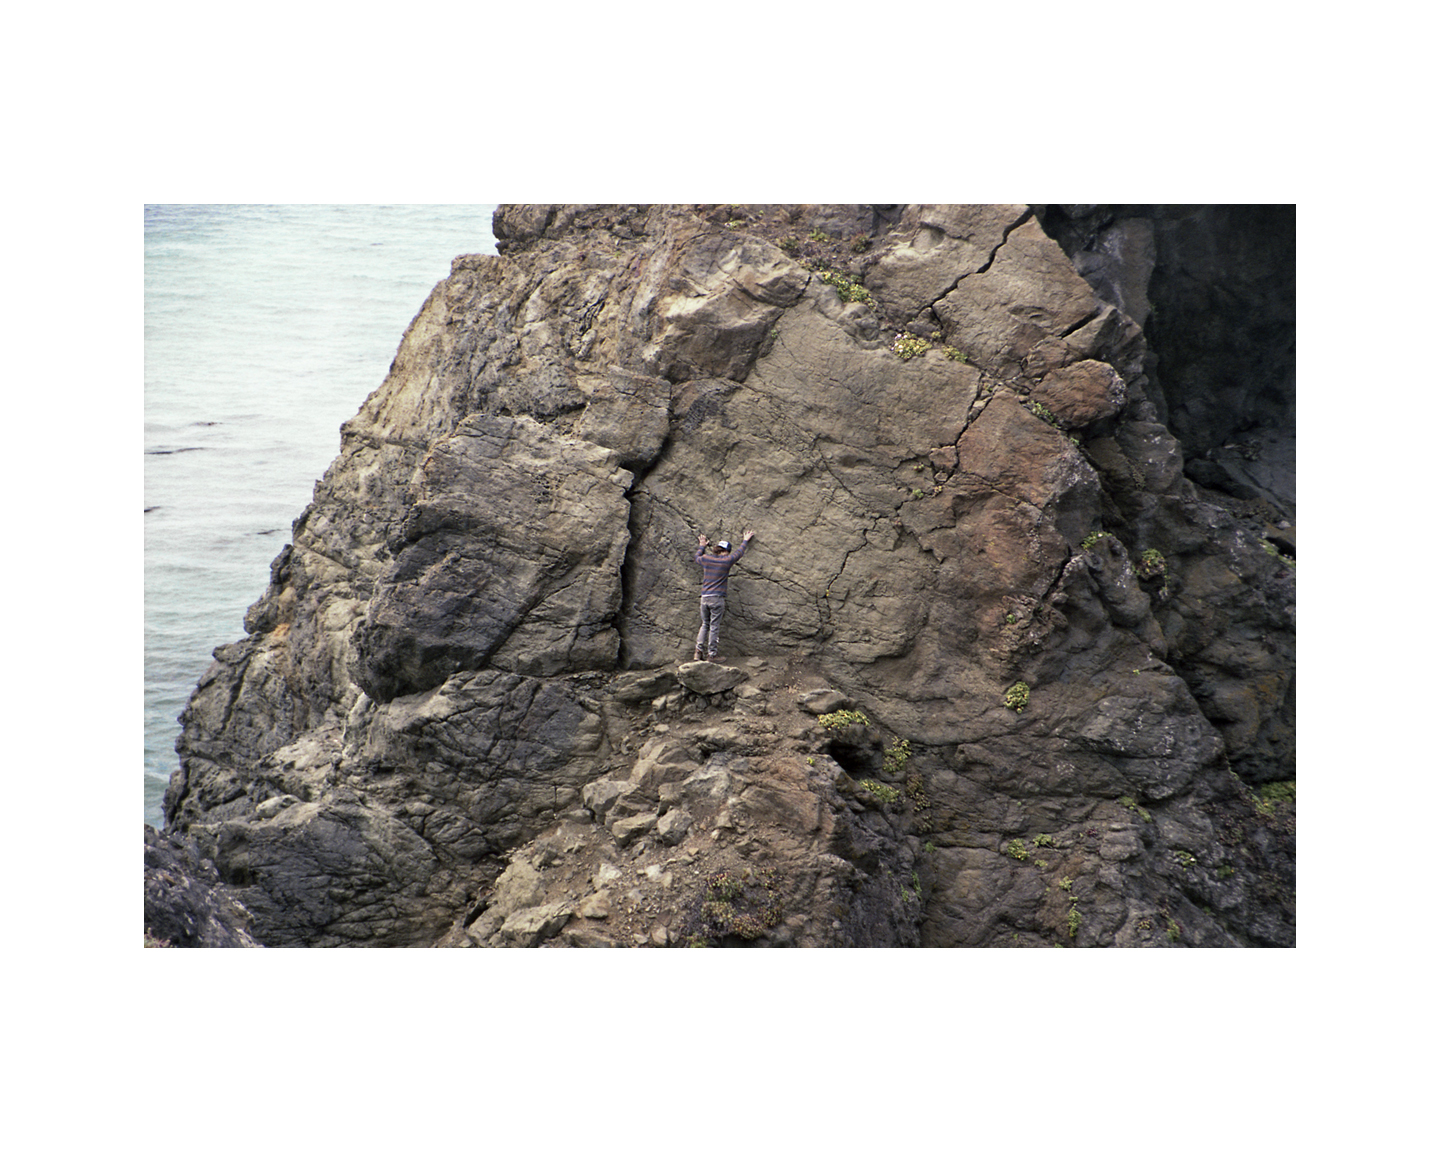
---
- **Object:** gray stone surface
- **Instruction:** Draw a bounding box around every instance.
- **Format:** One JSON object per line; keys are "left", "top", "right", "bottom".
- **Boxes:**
{"left": 159, "top": 205, "right": 1294, "bottom": 948}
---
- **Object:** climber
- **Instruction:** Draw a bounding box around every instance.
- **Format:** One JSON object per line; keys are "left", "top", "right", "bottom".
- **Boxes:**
{"left": 693, "top": 529, "right": 755, "bottom": 662}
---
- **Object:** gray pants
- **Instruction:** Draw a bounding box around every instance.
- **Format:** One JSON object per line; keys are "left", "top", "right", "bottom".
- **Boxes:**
{"left": 695, "top": 596, "right": 726, "bottom": 657}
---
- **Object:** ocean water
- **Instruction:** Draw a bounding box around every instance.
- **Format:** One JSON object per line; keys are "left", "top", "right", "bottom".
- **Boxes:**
{"left": 144, "top": 204, "right": 499, "bottom": 827}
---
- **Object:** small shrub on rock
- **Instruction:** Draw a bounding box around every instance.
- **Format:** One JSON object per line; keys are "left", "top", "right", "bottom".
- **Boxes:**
{"left": 882, "top": 739, "right": 912, "bottom": 773}
{"left": 859, "top": 778, "right": 901, "bottom": 803}
{"left": 1137, "top": 548, "right": 1167, "bottom": 579}
{"left": 817, "top": 268, "right": 873, "bottom": 304}
{"left": 684, "top": 867, "right": 784, "bottom": 946}
{"left": 892, "top": 333, "right": 931, "bottom": 360}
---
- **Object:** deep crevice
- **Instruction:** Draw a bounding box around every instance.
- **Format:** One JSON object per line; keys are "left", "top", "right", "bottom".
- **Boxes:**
{"left": 973, "top": 208, "right": 1033, "bottom": 275}
{"left": 614, "top": 437, "right": 674, "bottom": 669}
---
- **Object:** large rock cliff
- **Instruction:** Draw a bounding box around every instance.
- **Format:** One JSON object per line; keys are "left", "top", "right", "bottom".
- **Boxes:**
{"left": 150, "top": 204, "right": 1295, "bottom": 947}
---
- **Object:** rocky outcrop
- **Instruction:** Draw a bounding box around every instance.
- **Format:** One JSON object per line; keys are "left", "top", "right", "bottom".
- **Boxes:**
{"left": 155, "top": 204, "right": 1295, "bottom": 947}
{"left": 1036, "top": 204, "right": 1296, "bottom": 518}
{"left": 448, "top": 661, "right": 923, "bottom": 949}
{"left": 144, "top": 824, "right": 261, "bottom": 947}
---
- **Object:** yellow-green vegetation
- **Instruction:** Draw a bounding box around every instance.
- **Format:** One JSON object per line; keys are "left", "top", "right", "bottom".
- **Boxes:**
{"left": 817, "top": 268, "right": 873, "bottom": 304}
{"left": 1137, "top": 548, "right": 1167, "bottom": 579}
{"left": 882, "top": 739, "right": 912, "bottom": 774}
{"left": 942, "top": 345, "right": 968, "bottom": 362}
{"left": 1082, "top": 530, "right": 1111, "bottom": 550}
{"left": 1058, "top": 876, "right": 1073, "bottom": 892}
{"left": 1027, "top": 400, "right": 1061, "bottom": 428}
{"left": 687, "top": 867, "right": 784, "bottom": 945}
{"left": 1004, "top": 682, "right": 1030, "bottom": 712}
{"left": 1174, "top": 849, "right": 1196, "bottom": 868}
{"left": 1004, "top": 838, "right": 1029, "bottom": 862}
{"left": 892, "top": 333, "right": 931, "bottom": 360}
{"left": 818, "top": 709, "right": 870, "bottom": 729}
{"left": 907, "top": 772, "right": 933, "bottom": 832}
{"left": 1262, "top": 540, "right": 1296, "bottom": 569}
{"left": 708, "top": 873, "right": 743, "bottom": 902}
{"left": 1252, "top": 780, "right": 1296, "bottom": 815}
{"left": 859, "top": 778, "right": 901, "bottom": 803}
{"left": 1032, "top": 833, "right": 1055, "bottom": 848}
{"left": 1067, "top": 900, "right": 1082, "bottom": 939}
{"left": 1119, "top": 795, "right": 1153, "bottom": 823}
{"left": 1166, "top": 919, "right": 1182, "bottom": 943}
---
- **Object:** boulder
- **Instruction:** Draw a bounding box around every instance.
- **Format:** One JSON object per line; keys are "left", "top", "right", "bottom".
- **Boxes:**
{"left": 797, "top": 688, "right": 852, "bottom": 715}
{"left": 675, "top": 661, "right": 750, "bottom": 695}
{"left": 500, "top": 902, "right": 572, "bottom": 947}
{"left": 611, "top": 812, "right": 657, "bottom": 847}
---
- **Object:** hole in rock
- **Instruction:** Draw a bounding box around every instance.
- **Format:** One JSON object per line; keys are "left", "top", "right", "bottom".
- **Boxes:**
{"left": 824, "top": 735, "right": 883, "bottom": 779}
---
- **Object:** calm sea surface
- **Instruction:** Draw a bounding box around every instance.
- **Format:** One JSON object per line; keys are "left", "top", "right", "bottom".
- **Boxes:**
{"left": 144, "top": 204, "right": 498, "bottom": 826}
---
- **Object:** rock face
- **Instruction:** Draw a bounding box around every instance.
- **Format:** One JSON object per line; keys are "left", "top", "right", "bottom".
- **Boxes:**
{"left": 156, "top": 204, "right": 1295, "bottom": 947}
{"left": 144, "top": 824, "right": 261, "bottom": 947}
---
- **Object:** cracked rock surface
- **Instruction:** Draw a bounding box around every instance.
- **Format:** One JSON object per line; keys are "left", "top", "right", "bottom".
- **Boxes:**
{"left": 150, "top": 204, "right": 1294, "bottom": 948}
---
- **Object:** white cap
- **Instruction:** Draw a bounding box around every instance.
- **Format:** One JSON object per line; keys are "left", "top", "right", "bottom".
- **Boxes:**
{"left": 718, "top": 540, "right": 730, "bottom": 550}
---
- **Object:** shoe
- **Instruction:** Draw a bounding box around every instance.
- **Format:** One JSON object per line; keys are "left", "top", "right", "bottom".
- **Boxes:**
{"left": 693, "top": 648, "right": 704, "bottom": 662}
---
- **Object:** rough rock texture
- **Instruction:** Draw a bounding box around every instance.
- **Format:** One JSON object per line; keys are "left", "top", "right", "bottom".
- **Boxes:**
{"left": 156, "top": 204, "right": 1295, "bottom": 947}
{"left": 144, "top": 824, "right": 261, "bottom": 947}
{"left": 1036, "top": 204, "right": 1296, "bottom": 518}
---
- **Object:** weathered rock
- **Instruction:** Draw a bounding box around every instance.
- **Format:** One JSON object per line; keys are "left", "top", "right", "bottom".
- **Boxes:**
{"left": 499, "top": 901, "right": 571, "bottom": 947}
{"left": 655, "top": 809, "right": 694, "bottom": 846}
{"left": 1030, "top": 360, "right": 1128, "bottom": 429}
{"left": 352, "top": 413, "right": 635, "bottom": 699}
{"left": 864, "top": 204, "right": 1027, "bottom": 322}
{"left": 796, "top": 688, "right": 852, "bottom": 715}
{"left": 675, "top": 661, "right": 749, "bottom": 694}
{"left": 161, "top": 204, "right": 1294, "bottom": 948}
{"left": 610, "top": 666, "right": 679, "bottom": 703}
{"left": 144, "top": 825, "right": 261, "bottom": 948}
{"left": 628, "top": 737, "right": 698, "bottom": 794}
{"left": 934, "top": 218, "right": 1099, "bottom": 375}
{"left": 611, "top": 812, "right": 657, "bottom": 847}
